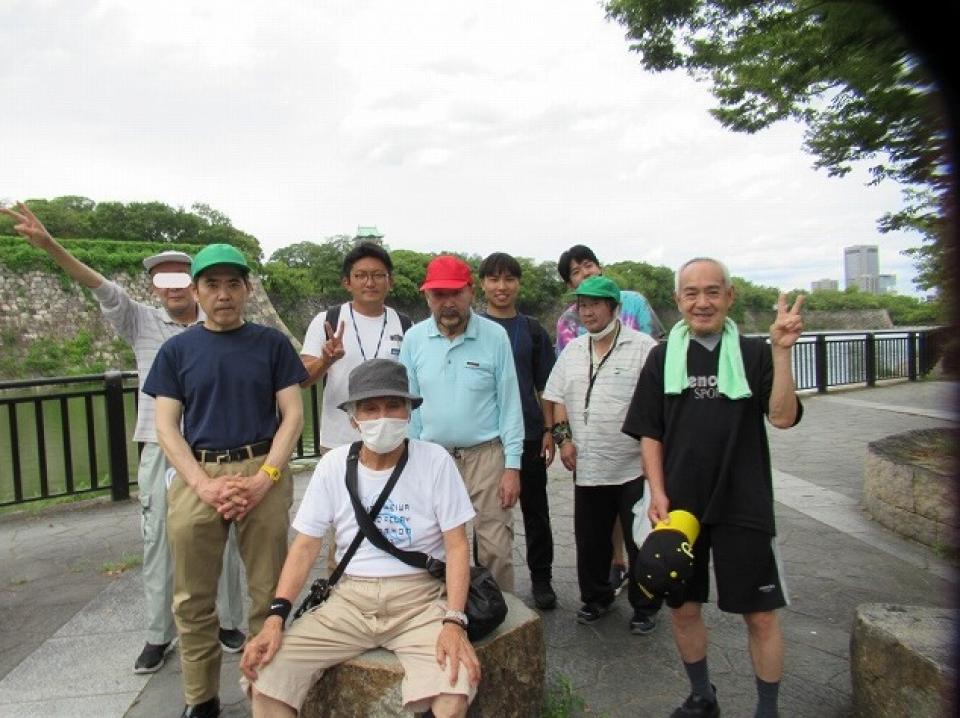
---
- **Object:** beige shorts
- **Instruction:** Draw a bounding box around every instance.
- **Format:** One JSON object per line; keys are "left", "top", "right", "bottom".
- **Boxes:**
{"left": 246, "top": 573, "right": 476, "bottom": 712}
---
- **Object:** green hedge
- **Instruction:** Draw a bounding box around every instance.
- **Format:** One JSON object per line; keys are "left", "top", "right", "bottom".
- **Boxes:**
{"left": 0, "top": 236, "right": 206, "bottom": 276}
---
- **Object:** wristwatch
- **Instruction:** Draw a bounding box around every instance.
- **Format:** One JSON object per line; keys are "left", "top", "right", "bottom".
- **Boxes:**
{"left": 442, "top": 609, "right": 469, "bottom": 628}
{"left": 260, "top": 464, "right": 282, "bottom": 483}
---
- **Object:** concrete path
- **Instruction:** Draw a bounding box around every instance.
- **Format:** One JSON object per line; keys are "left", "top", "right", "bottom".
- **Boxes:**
{"left": 0, "top": 380, "right": 955, "bottom": 717}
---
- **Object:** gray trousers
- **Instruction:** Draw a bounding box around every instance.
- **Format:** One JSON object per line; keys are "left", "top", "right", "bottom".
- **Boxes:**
{"left": 138, "top": 443, "right": 245, "bottom": 645}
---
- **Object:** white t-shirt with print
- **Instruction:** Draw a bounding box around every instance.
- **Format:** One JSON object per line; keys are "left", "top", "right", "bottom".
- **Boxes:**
{"left": 302, "top": 302, "right": 406, "bottom": 449}
{"left": 292, "top": 439, "right": 476, "bottom": 577}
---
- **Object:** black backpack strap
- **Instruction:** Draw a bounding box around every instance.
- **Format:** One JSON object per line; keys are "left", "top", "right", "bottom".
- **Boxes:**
{"left": 397, "top": 310, "right": 412, "bottom": 334}
{"left": 345, "top": 443, "right": 431, "bottom": 571}
{"left": 320, "top": 304, "right": 343, "bottom": 387}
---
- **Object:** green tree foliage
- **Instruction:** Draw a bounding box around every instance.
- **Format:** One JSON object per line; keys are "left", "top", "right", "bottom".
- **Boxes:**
{"left": 604, "top": 0, "right": 950, "bottom": 294}
{"left": 604, "top": 260, "right": 675, "bottom": 308}
{"left": 0, "top": 196, "right": 264, "bottom": 264}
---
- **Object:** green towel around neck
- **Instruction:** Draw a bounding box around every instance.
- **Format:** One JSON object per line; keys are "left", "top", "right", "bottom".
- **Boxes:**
{"left": 663, "top": 318, "right": 752, "bottom": 399}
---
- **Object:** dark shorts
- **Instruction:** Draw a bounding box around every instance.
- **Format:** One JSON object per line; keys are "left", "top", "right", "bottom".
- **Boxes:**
{"left": 665, "top": 524, "right": 788, "bottom": 614}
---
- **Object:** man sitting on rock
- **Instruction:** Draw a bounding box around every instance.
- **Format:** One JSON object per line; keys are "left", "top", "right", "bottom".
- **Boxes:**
{"left": 240, "top": 359, "right": 481, "bottom": 718}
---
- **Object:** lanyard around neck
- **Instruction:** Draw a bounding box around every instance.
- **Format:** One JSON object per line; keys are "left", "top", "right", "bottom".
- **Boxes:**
{"left": 584, "top": 321, "right": 621, "bottom": 422}
{"left": 350, "top": 304, "right": 388, "bottom": 361}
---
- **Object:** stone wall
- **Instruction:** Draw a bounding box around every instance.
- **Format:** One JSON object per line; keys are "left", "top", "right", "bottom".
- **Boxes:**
{"left": 0, "top": 266, "right": 299, "bottom": 376}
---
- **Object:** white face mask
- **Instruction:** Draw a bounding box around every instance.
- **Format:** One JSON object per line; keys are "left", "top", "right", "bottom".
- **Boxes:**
{"left": 355, "top": 417, "right": 409, "bottom": 454}
{"left": 588, "top": 318, "right": 619, "bottom": 340}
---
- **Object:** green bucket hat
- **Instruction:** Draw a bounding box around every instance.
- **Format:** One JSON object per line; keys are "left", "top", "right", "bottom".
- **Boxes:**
{"left": 573, "top": 275, "right": 621, "bottom": 303}
{"left": 191, "top": 244, "right": 249, "bottom": 279}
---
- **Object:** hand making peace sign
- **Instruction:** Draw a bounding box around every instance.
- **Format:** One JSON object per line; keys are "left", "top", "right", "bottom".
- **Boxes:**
{"left": 0, "top": 202, "right": 55, "bottom": 250}
{"left": 769, "top": 293, "right": 805, "bottom": 349}
{"left": 322, "top": 320, "right": 346, "bottom": 365}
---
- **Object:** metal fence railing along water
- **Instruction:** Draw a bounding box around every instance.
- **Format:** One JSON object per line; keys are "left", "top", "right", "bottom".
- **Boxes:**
{"left": 0, "top": 374, "right": 323, "bottom": 508}
{"left": 0, "top": 329, "right": 937, "bottom": 508}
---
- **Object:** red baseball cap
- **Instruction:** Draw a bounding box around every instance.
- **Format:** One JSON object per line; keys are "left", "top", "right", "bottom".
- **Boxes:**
{"left": 420, "top": 255, "right": 474, "bottom": 291}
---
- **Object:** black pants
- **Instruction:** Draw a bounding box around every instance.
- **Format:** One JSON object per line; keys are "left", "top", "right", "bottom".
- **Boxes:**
{"left": 574, "top": 477, "right": 658, "bottom": 615}
{"left": 518, "top": 439, "right": 554, "bottom": 582}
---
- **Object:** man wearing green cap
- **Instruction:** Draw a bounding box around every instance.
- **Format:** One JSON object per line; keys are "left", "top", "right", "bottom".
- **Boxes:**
{"left": 542, "top": 275, "right": 660, "bottom": 634}
{"left": 0, "top": 203, "right": 246, "bottom": 674}
{"left": 144, "top": 244, "right": 308, "bottom": 718}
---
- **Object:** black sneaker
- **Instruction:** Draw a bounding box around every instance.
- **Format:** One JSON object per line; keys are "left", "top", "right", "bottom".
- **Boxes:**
{"left": 133, "top": 640, "right": 175, "bottom": 674}
{"left": 629, "top": 610, "right": 656, "bottom": 635}
{"left": 670, "top": 686, "right": 720, "bottom": 718}
{"left": 181, "top": 695, "right": 220, "bottom": 718}
{"left": 532, "top": 581, "right": 557, "bottom": 610}
{"left": 576, "top": 602, "right": 613, "bottom": 625}
{"left": 218, "top": 627, "right": 246, "bottom": 653}
{"left": 609, "top": 563, "right": 628, "bottom": 596}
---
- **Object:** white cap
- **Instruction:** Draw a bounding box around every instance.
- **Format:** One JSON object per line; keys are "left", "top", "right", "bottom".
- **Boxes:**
{"left": 143, "top": 250, "right": 193, "bottom": 272}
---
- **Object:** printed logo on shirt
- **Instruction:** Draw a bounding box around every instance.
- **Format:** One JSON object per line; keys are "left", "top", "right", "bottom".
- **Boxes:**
{"left": 363, "top": 497, "right": 414, "bottom": 548}
{"left": 466, "top": 361, "right": 480, "bottom": 368}
{"left": 687, "top": 374, "right": 720, "bottom": 400}
{"left": 758, "top": 583, "right": 777, "bottom": 593}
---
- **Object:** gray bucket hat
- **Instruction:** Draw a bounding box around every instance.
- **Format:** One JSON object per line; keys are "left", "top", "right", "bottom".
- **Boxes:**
{"left": 337, "top": 359, "right": 423, "bottom": 412}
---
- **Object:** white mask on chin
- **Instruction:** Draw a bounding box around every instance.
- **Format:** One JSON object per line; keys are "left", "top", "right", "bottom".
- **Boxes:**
{"left": 587, "top": 318, "right": 619, "bottom": 340}
{"left": 355, "top": 417, "right": 409, "bottom": 454}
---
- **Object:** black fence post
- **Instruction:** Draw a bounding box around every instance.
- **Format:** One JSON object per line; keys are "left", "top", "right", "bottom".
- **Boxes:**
{"left": 907, "top": 331, "right": 918, "bottom": 381}
{"left": 104, "top": 370, "right": 130, "bottom": 501}
{"left": 918, "top": 331, "right": 929, "bottom": 375}
{"left": 815, "top": 334, "right": 828, "bottom": 393}
{"left": 864, "top": 333, "right": 877, "bottom": 386}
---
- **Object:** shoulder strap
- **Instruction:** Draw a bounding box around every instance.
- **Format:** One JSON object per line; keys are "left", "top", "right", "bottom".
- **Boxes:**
{"left": 329, "top": 441, "right": 411, "bottom": 584}
{"left": 320, "top": 304, "right": 344, "bottom": 388}
{"left": 397, "top": 311, "right": 412, "bottom": 334}
{"left": 345, "top": 443, "right": 431, "bottom": 571}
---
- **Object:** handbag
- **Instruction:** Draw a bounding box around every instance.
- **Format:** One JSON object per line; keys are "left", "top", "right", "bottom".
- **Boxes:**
{"left": 343, "top": 441, "right": 508, "bottom": 642}
{"left": 292, "top": 441, "right": 410, "bottom": 620}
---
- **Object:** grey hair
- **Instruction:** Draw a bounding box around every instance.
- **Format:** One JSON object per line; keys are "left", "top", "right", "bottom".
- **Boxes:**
{"left": 346, "top": 397, "right": 412, "bottom": 417}
{"left": 675, "top": 257, "right": 732, "bottom": 292}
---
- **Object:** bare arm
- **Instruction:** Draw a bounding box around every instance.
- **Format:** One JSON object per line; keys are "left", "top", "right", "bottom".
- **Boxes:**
{"left": 154, "top": 396, "right": 217, "bottom": 495}
{"left": 768, "top": 294, "right": 804, "bottom": 429}
{"left": 641, "top": 437, "right": 669, "bottom": 525}
{"left": 1, "top": 203, "right": 105, "bottom": 289}
{"left": 240, "top": 532, "right": 324, "bottom": 679}
{"left": 435, "top": 524, "right": 481, "bottom": 686}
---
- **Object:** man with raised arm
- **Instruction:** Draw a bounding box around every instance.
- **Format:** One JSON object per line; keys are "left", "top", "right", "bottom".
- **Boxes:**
{"left": 0, "top": 202, "right": 246, "bottom": 674}
{"left": 240, "top": 359, "right": 480, "bottom": 718}
{"left": 300, "top": 242, "right": 411, "bottom": 453}
{"left": 144, "top": 244, "right": 306, "bottom": 718}
{"left": 622, "top": 257, "right": 804, "bottom": 718}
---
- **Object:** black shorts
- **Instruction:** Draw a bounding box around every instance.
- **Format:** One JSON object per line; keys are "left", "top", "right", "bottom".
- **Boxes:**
{"left": 665, "top": 524, "right": 789, "bottom": 614}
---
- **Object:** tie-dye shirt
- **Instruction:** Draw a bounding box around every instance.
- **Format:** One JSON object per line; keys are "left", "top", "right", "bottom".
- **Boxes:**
{"left": 555, "top": 289, "right": 664, "bottom": 355}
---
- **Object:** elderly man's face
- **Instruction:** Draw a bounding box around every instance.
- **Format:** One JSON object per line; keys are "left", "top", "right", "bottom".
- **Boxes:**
{"left": 150, "top": 261, "right": 195, "bottom": 317}
{"left": 675, "top": 260, "right": 735, "bottom": 336}
{"left": 425, "top": 286, "right": 473, "bottom": 337}
{"left": 352, "top": 396, "right": 411, "bottom": 422}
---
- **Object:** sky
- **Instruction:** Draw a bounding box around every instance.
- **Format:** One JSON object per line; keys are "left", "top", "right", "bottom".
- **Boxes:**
{"left": 0, "top": 0, "right": 925, "bottom": 295}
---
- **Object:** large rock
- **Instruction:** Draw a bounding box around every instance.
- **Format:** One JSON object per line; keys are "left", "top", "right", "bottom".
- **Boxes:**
{"left": 302, "top": 592, "right": 544, "bottom": 717}
{"left": 850, "top": 604, "right": 956, "bottom": 717}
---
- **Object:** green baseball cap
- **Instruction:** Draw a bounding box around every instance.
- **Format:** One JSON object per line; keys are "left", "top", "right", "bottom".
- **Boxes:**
{"left": 191, "top": 244, "right": 249, "bottom": 279}
{"left": 573, "top": 275, "right": 621, "bottom": 303}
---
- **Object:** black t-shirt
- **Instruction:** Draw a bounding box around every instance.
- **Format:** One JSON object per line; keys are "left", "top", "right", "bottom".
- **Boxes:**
{"left": 143, "top": 322, "right": 308, "bottom": 449}
{"left": 481, "top": 313, "right": 555, "bottom": 441}
{"left": 621, "top": 335, "right": 802, "bottom": 534}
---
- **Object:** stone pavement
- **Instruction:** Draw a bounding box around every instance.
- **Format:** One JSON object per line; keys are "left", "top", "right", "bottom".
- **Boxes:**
{"left": 0, "top": 380, "right": 955, "bottom": 717}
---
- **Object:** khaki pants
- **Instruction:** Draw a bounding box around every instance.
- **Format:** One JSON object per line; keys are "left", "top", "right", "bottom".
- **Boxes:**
{"left": 453, "top": 439, "right": 515, "bottom": 592}
{"left": 246, "top": 573, "right": 476, "bottom": 713}
{"left": 168, "top": 455, "right": 293, "bottom": 704}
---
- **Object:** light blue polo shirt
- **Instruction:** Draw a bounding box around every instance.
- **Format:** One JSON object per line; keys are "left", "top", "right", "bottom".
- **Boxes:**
{"left": 400, "top": 311, "right": 524, "bottom": 469}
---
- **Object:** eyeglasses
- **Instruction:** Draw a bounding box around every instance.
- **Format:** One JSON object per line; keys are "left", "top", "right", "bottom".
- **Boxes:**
{"left": 351, "top": 271, "right": 390, "bottom": 283}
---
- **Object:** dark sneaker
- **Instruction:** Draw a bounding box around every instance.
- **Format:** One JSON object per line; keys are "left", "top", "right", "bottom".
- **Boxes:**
{"left": 576, "top": 602, "right": 613, "bottom": 625}
{"left": 181, "top": 696, "right": 221, "bottom": 718}
{"left": 218, "top": 627, "right": 246, "bottom": 653}
{"left": 532, "top": 581, "right": 557, "bottom": 610}
{"left": 670, "top": 686, "right": 720, "bottom": 718}
{"left": 629, "top": 610, "right": 656, "bottom": 635}
{"left": 609, "top": 563, "right": 628, "bottom": 596}
{"left": 133, "top": 640, "right": 174, "bottom": 674}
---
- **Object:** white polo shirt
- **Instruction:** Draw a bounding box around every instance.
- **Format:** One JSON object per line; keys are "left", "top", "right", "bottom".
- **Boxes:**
{"left": 543, "top": 324, "right": 657, "bottom": 486}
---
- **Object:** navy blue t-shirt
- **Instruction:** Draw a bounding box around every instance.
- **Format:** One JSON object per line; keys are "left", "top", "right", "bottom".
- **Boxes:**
{"left": 481, "top": 313, "right": 555, "bottom": 442}
{"left": 143, "top": 322, "right": 308, "bottom": 449}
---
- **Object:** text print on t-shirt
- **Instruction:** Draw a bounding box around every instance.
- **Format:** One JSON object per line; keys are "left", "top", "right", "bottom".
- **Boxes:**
{"left": 687, "top": 374, "right": 720, "bottom": 400}
{"left": 363, "top": 496, "right": 414, "bottom": 548}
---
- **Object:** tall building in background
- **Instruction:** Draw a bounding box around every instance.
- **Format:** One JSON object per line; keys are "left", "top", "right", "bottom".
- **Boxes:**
{"left": 811, "top": 278, "right": 839, "bottom": 292}
{"left": 844, "top": 245, "right": 880, "bottom": 292}
{"left": 878, "top": 274, "right": 897, "bottom": 294}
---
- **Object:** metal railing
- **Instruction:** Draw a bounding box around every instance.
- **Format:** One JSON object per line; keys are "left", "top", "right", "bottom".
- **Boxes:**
{"left": 0, "top": 328, "right": 938, "bottom": 508}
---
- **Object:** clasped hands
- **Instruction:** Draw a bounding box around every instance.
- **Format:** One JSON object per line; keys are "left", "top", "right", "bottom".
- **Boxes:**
{"left": 195, "top": 472, "right": 272, "bottom": 520}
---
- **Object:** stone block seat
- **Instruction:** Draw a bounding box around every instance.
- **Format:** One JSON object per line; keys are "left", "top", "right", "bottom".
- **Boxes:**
{"left": 301, "top": 593, "right": 544, "bottom": 717}
{"left": 850, "top": 604, "right": 956, "bottom": 717}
